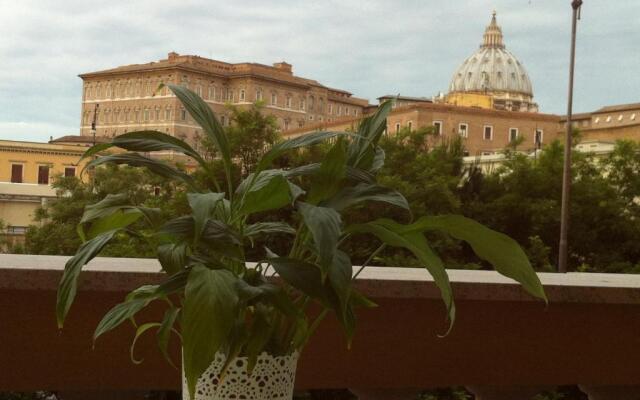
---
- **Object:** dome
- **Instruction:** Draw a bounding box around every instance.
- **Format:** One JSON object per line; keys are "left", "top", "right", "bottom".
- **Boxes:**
{"left": 448, "top": 12, "right": 533, "bottom": 98}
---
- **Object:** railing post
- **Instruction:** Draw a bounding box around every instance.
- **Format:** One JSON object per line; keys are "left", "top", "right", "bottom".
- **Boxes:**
{"left": 466, "top": 385, "right": 550, "bottom": 400}
{"left": 578, "top": 385, "right": 640, "bottom": 400}
{"left": 349, "top": 388, "right": 422, "bottom": 400}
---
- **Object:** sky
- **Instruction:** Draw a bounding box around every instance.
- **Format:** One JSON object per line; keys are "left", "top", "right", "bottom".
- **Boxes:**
{"left": 0, "top": 0, "right": 638, "bottom": 142}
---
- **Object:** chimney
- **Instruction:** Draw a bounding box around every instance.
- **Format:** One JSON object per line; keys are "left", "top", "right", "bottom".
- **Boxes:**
{"left": 273, "top": 61, "right": 292, "bottom": 74}
{"left": 168, "top": 52, "right": 179, "bottom": 61}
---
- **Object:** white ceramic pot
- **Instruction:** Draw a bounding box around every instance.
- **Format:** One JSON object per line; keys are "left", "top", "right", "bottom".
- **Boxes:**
{"left": 183, "top": 351, "right": 299, "bottom": 400}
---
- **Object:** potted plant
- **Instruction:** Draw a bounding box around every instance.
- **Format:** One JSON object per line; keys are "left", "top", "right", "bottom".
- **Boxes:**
{"left": 56, "top": 85, "right": 546, "bottom": 400}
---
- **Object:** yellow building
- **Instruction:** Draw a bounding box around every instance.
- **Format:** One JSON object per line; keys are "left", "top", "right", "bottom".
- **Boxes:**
{"left": 0, "top": 139, "right": 91, "bottom": 236}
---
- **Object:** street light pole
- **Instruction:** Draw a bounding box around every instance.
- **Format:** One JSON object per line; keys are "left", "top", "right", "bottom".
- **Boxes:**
{"left": 558, "top": 0, "right": 583, "bottom": 273}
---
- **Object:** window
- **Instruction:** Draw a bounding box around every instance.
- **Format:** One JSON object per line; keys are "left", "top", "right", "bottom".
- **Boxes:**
{"left": 144, "top": 108, "right": 150, "bottom": 121}
{"left": 300, "top": 99, "right": 305, "bottom": 111}
{"left": 286, "top": 96, "right": 292, "bottom": 109}
{"left": 328, "top": 103, "right": 333, "bottom": 114}
{"left": 10, "top": 164, "right": 22, "bottom": 183}
{"left": 284, "top": 119, "right": 290, "bottom": 131}
{"left": 509, "top": 128, "right": 519, "bottom": 142}
{"left": 256, "top": 88, "right": 263, "bottom": 101}
{"left": 240, "top": 89, "right": 245, "bottom": 101}
{"left": 631, "top": 113, "right": 637, "bottom": 121}
{"left": 37, "top": 165, "right": 49, "bottom": 185}
{"left": 354, "top": 110, "right": 358, "bottom": 117}
{"left": 407, "top": 121, "right": 413, "bottom": 131}
{"left": 535, "top": 129, "right": 544, "bottom": 146}
{"left": 165, "top": 108, "right": 171, "bottom": 120}
{"left": 338, "top": 106, "right": 342, "bottom": 116}
{"left": 458, "top": 123, "right": 469, "bottom": 138}
{"left": 346, "top": 108, "right": 350, "bottom": 116}
{"left": 309, "top": 115, "right": 314, "bottom": 121}
{"left": 483, "top": 125, "right": 493, "bottom": 140}
{"left": 64, "top": 167, "right": 76, "bottom": 177}
{"left": 271, "top": 93, "right": 277, "bottom": 106}
{"left": 209, "top": 86, "right": 216, "bottom": 100}
{"left": 618, "top": 114, "right": 624, "bottom": 121}
{"left": 181, "top": 108, "right": 186, "bottom": 121}
{"left": 395, "top": 123, "right": 401, "bottom": 134}
{"left": 433, "top": 121, "right": 443, "bottom": 135}
{"left": 594, "top": 117, "right": 600, "bottom": 124}
{"left": 155, "top": 108, "right": 160, "bottom": 121}
{"left": 220, "top": 115, "right": 226, "bottom": 126}
{"left": 606, "top": 116, "right": 612, "bottom": 122}
{"left": 482, "top": 151, "right": 493, "bottom": 156}
{"left": 196, "top": 85, "right": 202, "bottom": 97}
{"left": 154, "top": 187, "right": 161, "bottom": 197}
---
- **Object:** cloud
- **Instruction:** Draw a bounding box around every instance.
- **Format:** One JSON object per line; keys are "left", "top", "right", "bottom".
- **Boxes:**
{"left": 0, "top": 0, "right": 638, "bottom": 141}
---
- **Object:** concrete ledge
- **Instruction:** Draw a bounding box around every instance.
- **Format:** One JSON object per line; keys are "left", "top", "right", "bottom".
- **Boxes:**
{"left": 1, "top": 254, "right": 640, "bottom": 304}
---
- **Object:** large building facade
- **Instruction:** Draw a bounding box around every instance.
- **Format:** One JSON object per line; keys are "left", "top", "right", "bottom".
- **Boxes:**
{"left": 79, "top": 52, "right": 369, "bottom": 146}
{"left": 0, "top": 140, "right": 91, "bottom": 236}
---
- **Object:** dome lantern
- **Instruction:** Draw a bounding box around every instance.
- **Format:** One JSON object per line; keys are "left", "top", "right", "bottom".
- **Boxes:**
{"left": 482, "top": 11, "right": 505, "bottom": 49}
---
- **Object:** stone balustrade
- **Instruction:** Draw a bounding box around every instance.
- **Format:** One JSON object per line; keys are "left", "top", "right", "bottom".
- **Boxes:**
{"left": 1, "top": 254, "right": 640, "bottom": 399}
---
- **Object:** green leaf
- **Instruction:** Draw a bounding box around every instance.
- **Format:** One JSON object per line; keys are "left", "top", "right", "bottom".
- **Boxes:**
{"left": 182, "top": 265, "right": 239, "bottom": 400}
{"left": 80, "top": 194, "right": 130, "bottom": 224}
{"left": 238, "top": 172, "right": 291, "bottom": 216}
{"left": 307, "top": 138, "right": 348, "bottom": 204}
{"left": 94, "top": 295, "right": 153, "bottom": 341}
{"left": 403, "top": 215, "right": 547, "bottom": 302}
{"left": 79, "top": 142, "right": 114, "bottom": 162}
{"left": 267, "top": 257, "right": 328, "bottom": 304}
{"left": 85, "top": 152, "right": 196, "bottom": 188}
{"left": 56, "top": 230, "right": 118, "bottom": 328}
{"left": 93, "top": 270, "right": 190, "bottom": 341}
{"left": 346, "top": 220, "right": 455, "bottom": 329}
{"left": 328, "top": 250, "right": 353, "bottom": 316}
{"left": 347, "top": 101, "right": 392, "bottom": 171}
{"left": 167, "top": 84, "right": 231, "bottom": 167}
{"left": 130, "top": 322, "right": 162, "bottom": 364}
{"left": 257, "top": 131, "right": 347, "bottom": 173}
{"left": 244, "top": 305, "right": 274, "bottom": 373}
{"left": 157, "top": 243, "right": 188, "bottom": 275}
{"left": 325, "top": 183, "right": 410, "bottom": 212}
{"left": 157, "top": 306, "right": 181, "bottom": 367}
{"left": 187, "top": 192, "right": 225, "bottom": 243}
{"left": 286, "top": 163, "right": 375, "bottom": 184}
{"left": 112, "top": 130, "right": 207, "bottom": 167}
{"left": 297, "top": 202, "right": 342, "bottom": 270}
{"left": 245, "top": 222, "right": 296, "bottom": 238}
{"left": 85, "top": 209, "right": 143, "bottom": 240}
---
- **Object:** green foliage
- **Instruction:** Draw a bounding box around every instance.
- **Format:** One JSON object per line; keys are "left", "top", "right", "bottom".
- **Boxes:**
{"left": 462, "top": 139, "right": 640, "bottom": 272}
{"left": 56, "top": 85, "right": 544, "bottom": 399}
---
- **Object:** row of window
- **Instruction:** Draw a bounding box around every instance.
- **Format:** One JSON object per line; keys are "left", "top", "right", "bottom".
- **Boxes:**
{"left": 395, "top": 121, "right": 544, "bottom": 144}
{"left": 86, "top": 78, "right": 361, "bottom": 117}
{"left": 84, "top": 78, "right": 171, "bottom": 100}
{"left": 594, "top": 113, "right": 637, "bottom": 124}
{"left": 8, "top": 164, "right": 76, "bottom": 185}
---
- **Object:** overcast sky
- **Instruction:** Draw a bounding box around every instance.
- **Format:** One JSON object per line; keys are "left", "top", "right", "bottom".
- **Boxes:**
{"left": 0, "top": 0, "right": 638, "bottom": 142}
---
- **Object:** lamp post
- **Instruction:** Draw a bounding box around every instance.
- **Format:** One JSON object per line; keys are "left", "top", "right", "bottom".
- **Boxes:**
{"left": 558, "top": 0, "right": 583, "bottom": 273}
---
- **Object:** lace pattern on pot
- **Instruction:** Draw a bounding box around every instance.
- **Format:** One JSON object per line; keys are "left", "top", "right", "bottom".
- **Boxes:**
{"left": 184, "top": 351, "right": 299, "bottom": 400}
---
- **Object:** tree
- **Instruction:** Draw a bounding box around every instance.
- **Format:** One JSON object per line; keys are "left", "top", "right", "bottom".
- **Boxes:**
{"left": 25, "top": 164, "right": 185, "bottom": 256}
{"left": 201, "top": 102, "right": 280, "bottom": 175}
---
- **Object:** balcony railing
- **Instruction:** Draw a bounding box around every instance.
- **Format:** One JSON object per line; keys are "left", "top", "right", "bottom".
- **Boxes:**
{"left": 1, "top": 254, "right": 640, "bottom": 399}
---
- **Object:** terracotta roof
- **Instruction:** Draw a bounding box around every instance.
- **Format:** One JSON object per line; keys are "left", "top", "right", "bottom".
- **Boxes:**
{"left": 377, "top": 95, "right": 433, "bottom": 103}
{"left": 393, "top": 102, "right": 560, "bottom": 122}
{"left": 594, "top": 102, "right": 640, "bottom": 114}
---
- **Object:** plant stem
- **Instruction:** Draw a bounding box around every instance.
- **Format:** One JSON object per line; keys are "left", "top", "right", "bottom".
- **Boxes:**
{"left": 352, "top": 244, "right": 386, "bottom": 281}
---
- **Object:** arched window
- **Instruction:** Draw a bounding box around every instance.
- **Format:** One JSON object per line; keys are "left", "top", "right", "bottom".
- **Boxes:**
{"left": 271, "top": 92, "right": 277, "bottom": 106}
{"left": 240, "top": 89, "right": 245, "bottom": 101}
{"left": 256, "top": 88, "right": 263, "bottom": 101}
{"left": 165, "top": 107, "right": 172, "bottom": 120}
